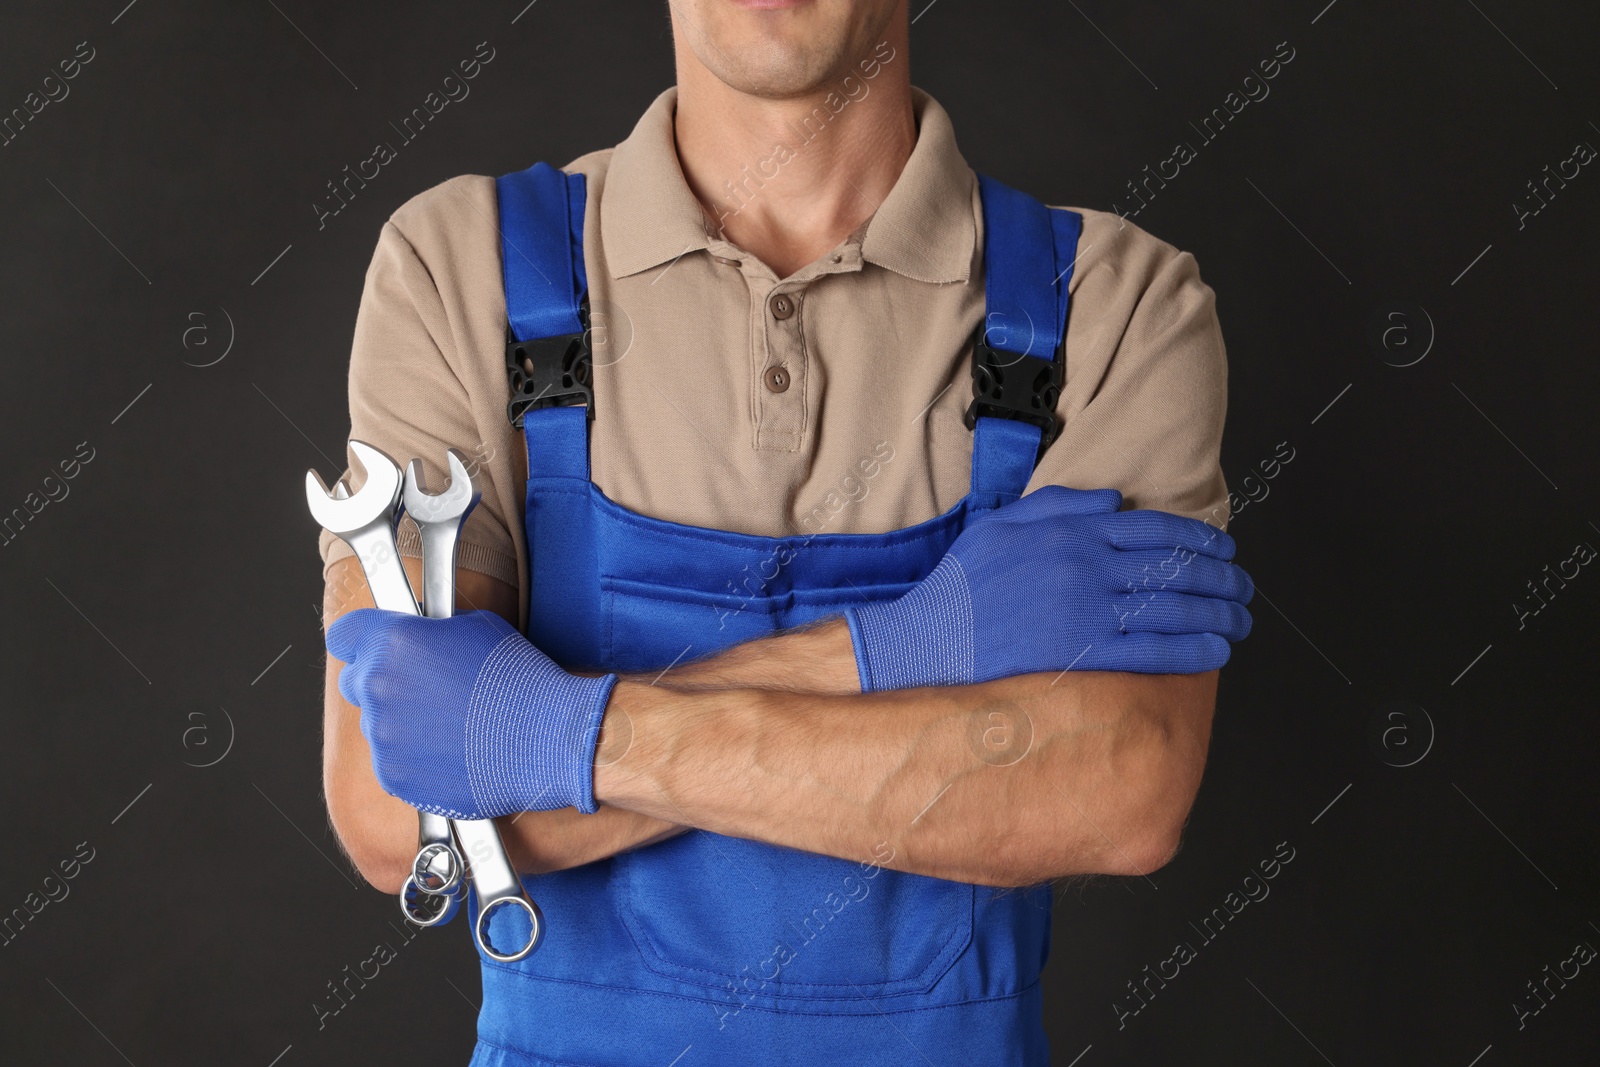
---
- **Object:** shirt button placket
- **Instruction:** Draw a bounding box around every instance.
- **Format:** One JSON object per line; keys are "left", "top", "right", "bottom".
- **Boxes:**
{"left": 756, "top": 287, "right": 805, "bottom": 450}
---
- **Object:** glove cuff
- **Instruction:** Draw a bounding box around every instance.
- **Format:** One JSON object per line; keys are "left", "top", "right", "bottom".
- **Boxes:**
{"left": 465, "top": 635, "right": 619, "bottom": 817}
{"left": 845, "top": 557, "right": 976, "bottom": 692}
{"left": 842, "top": 607, "right": 878, "bottom": 693}
{"left": 565, "top": 671, "right": 618, "bottom": 815}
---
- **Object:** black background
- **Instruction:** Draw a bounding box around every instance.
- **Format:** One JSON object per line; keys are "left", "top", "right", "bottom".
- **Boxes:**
{"left": 2, "top": 1, "right": 1597, "bottom": 1064}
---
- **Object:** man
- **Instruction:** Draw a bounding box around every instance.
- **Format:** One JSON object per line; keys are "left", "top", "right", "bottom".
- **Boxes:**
{"left": 319, "top": 1, "right": 1253, "bottom": 1063}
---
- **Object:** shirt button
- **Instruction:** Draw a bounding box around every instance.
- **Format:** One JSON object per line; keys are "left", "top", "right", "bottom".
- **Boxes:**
{"left": 770, "top": 293, "right": 795, "bottom": 320}
{"left": 763, "top": 366, "right": 791, "bottom": 393}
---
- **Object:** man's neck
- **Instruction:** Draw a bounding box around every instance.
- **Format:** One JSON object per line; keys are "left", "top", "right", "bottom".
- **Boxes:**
{"left": 672, "top": 40, "right": 915, "bottom": 279}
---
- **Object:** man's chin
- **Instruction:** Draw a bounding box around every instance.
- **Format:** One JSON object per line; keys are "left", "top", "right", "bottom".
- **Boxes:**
{"left": 678, "top": 0, "right": 887, "bottom": 98}
{"left": 703, "top": 33, "right": 875, "bottom": 99}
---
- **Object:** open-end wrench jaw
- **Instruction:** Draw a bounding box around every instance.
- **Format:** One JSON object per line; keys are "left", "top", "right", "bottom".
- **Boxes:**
{"left": 402, "top": 448, "right": 481, "bottom": 528}
{"left": 306, "top": 441, "right": 417, "bottom": 617}
{"left": 305, "top": 440, "right": 404, "bottom": 534}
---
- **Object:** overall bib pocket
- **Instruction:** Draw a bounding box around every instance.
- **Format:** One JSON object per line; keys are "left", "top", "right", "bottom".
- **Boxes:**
{"left": 615, "top": 834, "right": 974, "bottom": 1000}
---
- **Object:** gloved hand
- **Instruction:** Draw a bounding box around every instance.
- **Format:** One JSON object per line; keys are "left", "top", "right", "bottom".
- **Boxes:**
{"left": 325, "top": 609, "right": 618, "bottom": 819}
{"left": 844, "top": 485, "right": 1253, "bottom": 691}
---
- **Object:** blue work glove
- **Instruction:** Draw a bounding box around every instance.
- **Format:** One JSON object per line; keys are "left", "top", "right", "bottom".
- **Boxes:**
{"left": 844, "top": 485, "right": 1253, "bottom": 690}
{"left": 325, "top": 609, "right": 618, "bottom": 819}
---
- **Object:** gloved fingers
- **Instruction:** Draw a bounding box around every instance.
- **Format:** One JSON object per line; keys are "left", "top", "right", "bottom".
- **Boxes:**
{"left": 1101, "top": 510, "right": 1236, "bottom": 561}
{"left": 998, "top": 483, "right": 1126, "bottom": 524}
{"left": 325, "top": 606, "right": 382, "bottom": 663}
{"left": 1111, "top": 590, "right": 1252, "bottom": 641}
{"left": 328, "top": 607, "right": 405, "bottom": 710}
{"left": 1007, "top": 484, "right": 1124, "bottom": 520}
{"left": 338, "top": 657, "right": 365, "bottom": 708}
{"left": 1113, "top": 552, "right": 1254, "bottom": 603}
{"left": 357, "top": 700, "right": 379, "bottom": 749}
{"left": 1101, "top": 631, "right": 1233, "bottom": 673}
{"left": 342, "top": 652, "right": 404, "bottom": 721}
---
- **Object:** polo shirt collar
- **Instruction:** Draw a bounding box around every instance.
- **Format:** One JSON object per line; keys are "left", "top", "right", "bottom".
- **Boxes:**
{"left": 858, "top": 88, "right": 976, "bottom": 285}
{"left": 600, "top": 86, "right": 975, "bottom": 285}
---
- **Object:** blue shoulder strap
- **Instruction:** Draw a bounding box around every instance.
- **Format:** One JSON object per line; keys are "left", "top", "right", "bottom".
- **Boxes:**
{"left": 499, "top": 162, "right": 588, "bottom": 343}
{"left": 497, "top": 162, "right": 591, "bottom": 481}
{"left": 497, "top": 163, "right": 600, "bottom": 656}
{"left": 978, "top": 173, "right": 1080, "bottom": 358}
{"left": 969, "top": 172, "right": 1083, "bottom": 505}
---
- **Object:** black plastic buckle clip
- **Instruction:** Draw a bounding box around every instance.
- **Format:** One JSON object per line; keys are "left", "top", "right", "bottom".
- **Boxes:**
{"left": 505, "top": 303, "right": 593, "bottom": 427}
{"left": 961, "top": 326, "right": 1063, "bottom": 447}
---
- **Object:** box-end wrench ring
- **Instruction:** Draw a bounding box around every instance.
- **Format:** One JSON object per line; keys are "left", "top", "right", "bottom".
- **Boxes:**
{"left": 405, "top": 450, "right": 545, "bottom": 963}
{"left": 307, "top": 441, "right": 459, "bottom": 928}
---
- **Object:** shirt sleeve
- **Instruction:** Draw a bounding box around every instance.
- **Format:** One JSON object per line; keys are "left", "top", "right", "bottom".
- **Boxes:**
{"left": 1028, "top": 211, "right": 1231, "bottom": 530}
{"left": 317, "top": 219, "right": 519, "bottom": 588}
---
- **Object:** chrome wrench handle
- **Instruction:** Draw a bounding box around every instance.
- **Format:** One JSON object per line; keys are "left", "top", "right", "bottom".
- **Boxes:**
{"left": 405, "top": 451, "right": 544, "bottom": 963}
{"left": 341, "top": 525, "right": 418, "bottom": 617}
{"left": 403, "top": 457, "right": 473, "bottom": 901}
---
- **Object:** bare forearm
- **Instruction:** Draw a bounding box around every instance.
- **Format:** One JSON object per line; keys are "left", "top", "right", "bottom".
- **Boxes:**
{"left": 493, "top": 806, "right": 685, "bottom": 875}
{"left": 594, "top": 666, "right": 1217, "bottom": 886}
{"left": 538, "top": 620, "right": 861, "bottom": 866}
{"left": 635, "top": 616, "right": 861, "bottom": 694}
{"left": 488, "top": 620, "right": 835, "bottom": 873}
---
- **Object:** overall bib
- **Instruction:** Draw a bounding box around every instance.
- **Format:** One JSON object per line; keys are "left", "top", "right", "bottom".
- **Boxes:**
{"left": 469, "top": 162, "right": 1083, "bottom": 1067}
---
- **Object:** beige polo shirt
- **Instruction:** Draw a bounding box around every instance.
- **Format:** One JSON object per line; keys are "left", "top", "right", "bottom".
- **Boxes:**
{"left": 319, "top": 86, "right": 1230, "bottom": 626}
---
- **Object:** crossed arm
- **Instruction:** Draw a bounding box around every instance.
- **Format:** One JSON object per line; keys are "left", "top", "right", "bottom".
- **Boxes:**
{"left": 322, "top": 555, "right": 1217, "bottom": 892}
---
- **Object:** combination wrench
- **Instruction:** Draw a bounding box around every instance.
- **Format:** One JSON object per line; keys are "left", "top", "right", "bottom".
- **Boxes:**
{"left": 308, "top": 441, "right": 542, "bottom": 960}
{"left": 328, "top": 477, "right": 465, "bottom": 922}
{"left": 403, "top": 450, "right": 545, "bottom": 962}
{"left": 308, "top": 442, "right": 456, "bottom": 929}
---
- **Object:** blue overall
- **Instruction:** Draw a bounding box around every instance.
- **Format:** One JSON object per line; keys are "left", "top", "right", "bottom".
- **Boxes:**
{"left": 468, "top": 162, "right": 1083, "bottom": 1067}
